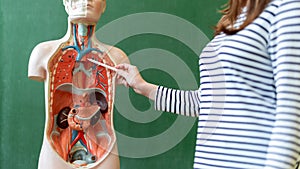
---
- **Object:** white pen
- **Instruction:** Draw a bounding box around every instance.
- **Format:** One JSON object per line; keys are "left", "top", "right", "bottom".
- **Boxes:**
{"left": 87, "top": 58, "right": 118, "bottom": 72}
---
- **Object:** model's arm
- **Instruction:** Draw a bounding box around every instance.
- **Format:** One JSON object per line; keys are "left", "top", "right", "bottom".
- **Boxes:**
{"left": 28, "top": 43, "right": 48, "bottom": 82}
{"left": 265, "top": 2, "right": 300, "bottom": 168}
{"left": 116, "top": 63, "right": 200, "bottom": 117}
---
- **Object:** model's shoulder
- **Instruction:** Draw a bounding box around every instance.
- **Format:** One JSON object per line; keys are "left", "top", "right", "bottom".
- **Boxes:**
{"left": 101, "top": 43, "right": 129, "bottom": 64}
{"left": 32, "top": 39, "right": 64, "bottom": 54}
{"left": 28, "top": 40, "right": 63, "bottom": 82}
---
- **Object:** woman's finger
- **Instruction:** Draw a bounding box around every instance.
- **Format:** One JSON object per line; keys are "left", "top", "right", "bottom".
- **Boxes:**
{"left": 116, "top": 63, "right": 131, "bottom": 70}
{"left": 116, "top": 69, "right": 128, "bottom": 79}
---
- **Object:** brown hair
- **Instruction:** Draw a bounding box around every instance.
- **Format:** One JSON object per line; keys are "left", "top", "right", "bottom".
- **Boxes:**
{"left": 215, "top": 0, "right": 271, "bottom": 35}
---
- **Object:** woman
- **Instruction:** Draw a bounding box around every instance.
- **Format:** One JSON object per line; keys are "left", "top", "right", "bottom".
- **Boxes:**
{"left": 116, "top": 0, "right": 300, "bottom": 168}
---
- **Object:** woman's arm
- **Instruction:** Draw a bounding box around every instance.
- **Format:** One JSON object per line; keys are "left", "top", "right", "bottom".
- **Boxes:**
{"left": 116, "top": 63, "right": 200, "bottom": 117}
{"left": 116, "top": 63, "right": 158, "bottom": 100}
{"left": 266, "top": 1, "right": 300, "bottom": 168}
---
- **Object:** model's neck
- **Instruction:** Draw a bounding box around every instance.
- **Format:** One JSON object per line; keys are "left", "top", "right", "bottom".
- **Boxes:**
{"left": 69, "top": 22, "right": 96, "bottom": 49}
{"left": 74, "top": 22, "right": 95, "bottom": 35}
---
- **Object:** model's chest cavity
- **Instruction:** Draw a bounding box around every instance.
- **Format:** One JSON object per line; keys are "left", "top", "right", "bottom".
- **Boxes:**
{"left": 47, "top": 46, "right": 116, "bottom": 168}
{"left": 53, "top": 50, "right": 111, "bottom": 90}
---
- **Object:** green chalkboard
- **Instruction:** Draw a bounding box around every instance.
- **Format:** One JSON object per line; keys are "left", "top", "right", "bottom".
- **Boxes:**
{"left": 0, "top": 0, "right": 224, "bottom": 168}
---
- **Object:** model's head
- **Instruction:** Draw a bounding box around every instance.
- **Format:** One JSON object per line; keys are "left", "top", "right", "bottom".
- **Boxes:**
{"left": 63, "top": 0, "right": 106, "bottom": 24}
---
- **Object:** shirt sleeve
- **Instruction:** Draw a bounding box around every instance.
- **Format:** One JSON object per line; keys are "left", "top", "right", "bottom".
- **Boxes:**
{"left": 154, "top": 86, "right": 201, "bottom": 117}
{"left": 266, "top": 1, "right": 300, "bottom": 168}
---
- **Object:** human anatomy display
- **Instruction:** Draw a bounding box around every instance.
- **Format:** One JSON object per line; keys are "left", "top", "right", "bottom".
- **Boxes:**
{"left": 48, "top": 23, "right": 116, "bottom": 167}
{"left": 28, "top": 0, "right": 128, "bottom": 168}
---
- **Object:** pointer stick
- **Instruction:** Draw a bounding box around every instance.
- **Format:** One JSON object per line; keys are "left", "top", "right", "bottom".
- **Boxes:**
{"left": 87, "top": 58, "right": 118, "bottom": 72}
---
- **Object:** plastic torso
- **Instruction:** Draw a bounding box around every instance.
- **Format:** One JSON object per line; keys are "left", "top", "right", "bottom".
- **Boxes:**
{"left": 45, "top": 24, "right": 117, "bottom": 168}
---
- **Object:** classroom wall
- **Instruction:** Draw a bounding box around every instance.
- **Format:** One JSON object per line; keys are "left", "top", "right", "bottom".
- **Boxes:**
{"left": 0, "top": 0, "right": 224, "bottom": 168}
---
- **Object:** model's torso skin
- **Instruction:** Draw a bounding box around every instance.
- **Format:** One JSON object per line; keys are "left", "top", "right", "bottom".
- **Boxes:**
{"left": 28, "top": 22, "right": 128, "bottom": 169}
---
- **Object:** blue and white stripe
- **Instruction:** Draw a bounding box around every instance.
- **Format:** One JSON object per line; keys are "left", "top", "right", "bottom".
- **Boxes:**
{"left": 155, "top": 0, "right": 300, "bottom": 168}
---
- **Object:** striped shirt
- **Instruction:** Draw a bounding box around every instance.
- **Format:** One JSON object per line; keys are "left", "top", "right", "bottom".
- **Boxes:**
{"left": 154, "top": 0, "right": 300, "bottom": 168}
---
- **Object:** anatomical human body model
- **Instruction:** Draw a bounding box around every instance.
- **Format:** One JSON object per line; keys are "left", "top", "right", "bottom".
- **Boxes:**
{"left": 28, "top": 0, "right": 128, "bottom": 168}
{"left": 48, "top": 23, "right": 117, "bottom": 168}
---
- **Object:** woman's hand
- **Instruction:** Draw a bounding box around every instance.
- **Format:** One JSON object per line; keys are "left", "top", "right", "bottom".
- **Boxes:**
{"left": 116, "top": 63, "right": 158, "bottom": 100}
{"left": 116, "top": 63, "right": 143, "bottom": 89}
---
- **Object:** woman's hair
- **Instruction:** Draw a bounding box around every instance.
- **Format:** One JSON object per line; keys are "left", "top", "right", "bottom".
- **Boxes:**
{"left": 214, "top": 0, "right": 271, "bottom": 35}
